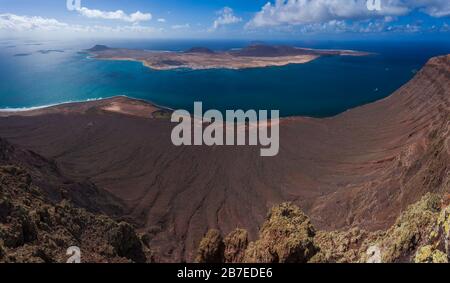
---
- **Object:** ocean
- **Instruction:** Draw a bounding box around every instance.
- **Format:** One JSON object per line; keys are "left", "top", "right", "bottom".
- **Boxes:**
{"left": 0, "top": 38, "right": 449, "bottom": 117}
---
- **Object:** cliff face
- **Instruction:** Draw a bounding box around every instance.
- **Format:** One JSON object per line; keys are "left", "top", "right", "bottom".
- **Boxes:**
{"left": 0, "top": 55, "right": 448, "bottom": 262}
{"left": 0, "top": 138, "right": 151, "bottom": 263}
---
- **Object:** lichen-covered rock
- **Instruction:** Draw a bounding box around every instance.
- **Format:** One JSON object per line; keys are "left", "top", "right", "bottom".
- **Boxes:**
{"left": 378, "top": 193, "right": 441, "bottom": 262}
{"left": 195, "top": 196, "right": 450, "bottom": 263}
{"left": 437, "top": 205, "right": 450, "bottom": 257}
{"left": 244, "top": 202, "right": 317, "bottom": 263}
{"left": 0, "top": 163, "right": 150, "bottom": 263}
{"left": 414, "top": 245, "right": 448, "bottom": 263}
{"left": 196, "top": 229, "right": 224, "bottom": 263}
{"left": 312, "top": 228, "right": 378, "bottom": 263}
{"left": 224, "top": 229, "right": 248, "bottom": 263}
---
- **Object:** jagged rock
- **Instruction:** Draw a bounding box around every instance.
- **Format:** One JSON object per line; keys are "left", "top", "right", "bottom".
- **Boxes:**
{"left": 224, "top": 229, "right": 248, "bottom": 263}
{"left": 414, "top": 245, "right": 448, "bottom": 263}
{"left": 107, "top": 222, "right": 146, "bottom": 263}
{"left": 195, "top": 196, "right": 450, "bottom": 263}
{"left": 379, "top": 193, "right": 441, "bottom": 262}
{"left": 312, "top": 228, "right": 376, "bottom": 263}
{"left": 4, "top": 245, "right": 55, "bottom": 263}
{"left": 244, "top": 203, "right": 317, "bottom": 263}
{"left": 0, "top": 158, "right": 149, "bottom": 263}
{"left": 196, "top": 229, "right": 224, "bottom": 263}
{"left": 315, "top": 193, "right": 450, "bottom": 263}
{"left": 437, "top": 205, "right": 450, "bottom": 257}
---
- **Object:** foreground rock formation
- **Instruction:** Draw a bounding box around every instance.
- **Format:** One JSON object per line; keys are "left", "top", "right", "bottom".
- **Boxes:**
{"left": 0, "top": 138, "right": 152, "bottom": 263}
{"left": 197, "top": 195, "right": 450, "bottom": 263}
{"left": 0, "top": 55, "right": 448, "bottom": 262}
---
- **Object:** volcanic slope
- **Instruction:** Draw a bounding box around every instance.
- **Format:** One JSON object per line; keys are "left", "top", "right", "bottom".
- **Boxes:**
{"left": 0, "top": 55, "right": 448, "bottom": 262}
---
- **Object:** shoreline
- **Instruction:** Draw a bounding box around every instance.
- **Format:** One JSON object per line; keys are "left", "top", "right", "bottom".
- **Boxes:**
{"left": 0, "top": 97, "right": 106, "bottom": 112}
{"left": 86, "top": 43, "right": 370, "bottom": 71}
{"left": 0, "top": 95, "right": 174, "bottom": 119}
{"left": 0, "top": 84, "right": 414, "bottom": 120}
{"left": 0, "top": 94, "right": 357, "bottom": 120}
{"left": 92, "top": 54, "right": 321, "bottom": 71}
{"left": 0, "top": 55, "right": 439, "bottom": 119}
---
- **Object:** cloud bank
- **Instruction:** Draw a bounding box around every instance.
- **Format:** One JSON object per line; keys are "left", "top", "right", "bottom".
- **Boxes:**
{"left": 76, "top": 7, "right": 152, "bottom": 23}
{"left": 0, "top": 13, "right": 160, "bottom": 37}
{"left": 247, "top": 0, "right": 450, "bottom": 28}
{"left": 0, "top": 13, "right": 70, "bottom": 31}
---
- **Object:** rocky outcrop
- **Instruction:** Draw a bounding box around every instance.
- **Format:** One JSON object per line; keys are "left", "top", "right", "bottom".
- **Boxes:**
{"left": 314, "top": 193, "right": 450, "bottom": 263}
{"left": 195, "top": 229, "right": 224, "bottom": 263}
{"left": 198, "top": 203, "right": 318, "bottom": 263}
{"left": 412, "top": 200, "right": 450, "bottom": 263}
{"left": 224, "top": 229, "right": 248, "bottom": 263}
{"left": 311, "top": 228, "right": 377, "bottom": 263}
{"left": 107, "top": 222, "right": 147, "bottom": 263}
{"left": 414, "top": 245, "right": 448, "bottom": 263}
{"left": 243, "top": 203, "right": 317, "bottom": 263}
{"left": 377, "top": 193, "right": 441, "bottom": 262}
{"left": 0, "top": 139, "right": 152, "bottom": 263}
{"left": 198, "top": 194, "right": 450, "bottom": 263}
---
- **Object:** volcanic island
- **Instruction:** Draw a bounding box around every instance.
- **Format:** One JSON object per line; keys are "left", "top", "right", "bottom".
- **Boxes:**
{"left": 86, "top": 43, "right": 370, "bottom": 70}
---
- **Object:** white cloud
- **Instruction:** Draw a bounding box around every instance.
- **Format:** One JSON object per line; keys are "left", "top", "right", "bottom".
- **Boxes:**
{"left": 157, "top": 18, "right": 166, "bottom": 23}
{"left": 0, "top": 13, "right": 70, "bottom": 31}
{"left": 0, "top": 13, "right": 160, "bottom": 37}
{"left": 271, "top": 17, "right": 450, "bottom": 35}
{"left": 171, "top": 23, "right": 190, "bottom": 29}
{"left": 246, "top": 0, "right": 450, "bottom": 28}
{"left": 76, "top": 7, "right": 152, "bottom": 23}
{"left": 211, "top": 7, "right": 242, "bottom": 30}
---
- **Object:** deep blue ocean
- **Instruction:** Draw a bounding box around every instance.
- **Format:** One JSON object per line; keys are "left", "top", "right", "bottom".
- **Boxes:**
{"left": 0, "top": 38, "right": 449, "bottom": 117}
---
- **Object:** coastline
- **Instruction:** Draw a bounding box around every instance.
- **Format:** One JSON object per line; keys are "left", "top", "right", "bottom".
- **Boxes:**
{"left": 0, "top": 95, "right": 172, "bottom": 119}
{"left": 86, "top": 44, "right": 370, "bottom": 71}
{"left": 90, "top": 53, "right": 321, "bottom": 71}
{"left": 0, "top": 55, "right": 444, "bottom": 120}
{"left": 0, "top": 97, "right": 106, "bottom": 112}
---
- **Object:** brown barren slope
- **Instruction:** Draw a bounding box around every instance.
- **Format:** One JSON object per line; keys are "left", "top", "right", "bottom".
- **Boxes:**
{"left": 0, "top": 55, "right": 448, "bottom": 262}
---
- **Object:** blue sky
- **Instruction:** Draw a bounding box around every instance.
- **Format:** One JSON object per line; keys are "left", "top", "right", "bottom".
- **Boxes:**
{"left": 0, "top": 0, "right": 449, "bottom": 39}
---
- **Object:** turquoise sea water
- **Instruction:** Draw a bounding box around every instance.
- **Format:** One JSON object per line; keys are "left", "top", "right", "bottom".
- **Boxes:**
{"left": 0, "top": 39, "right": 449, "bottom": 117}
